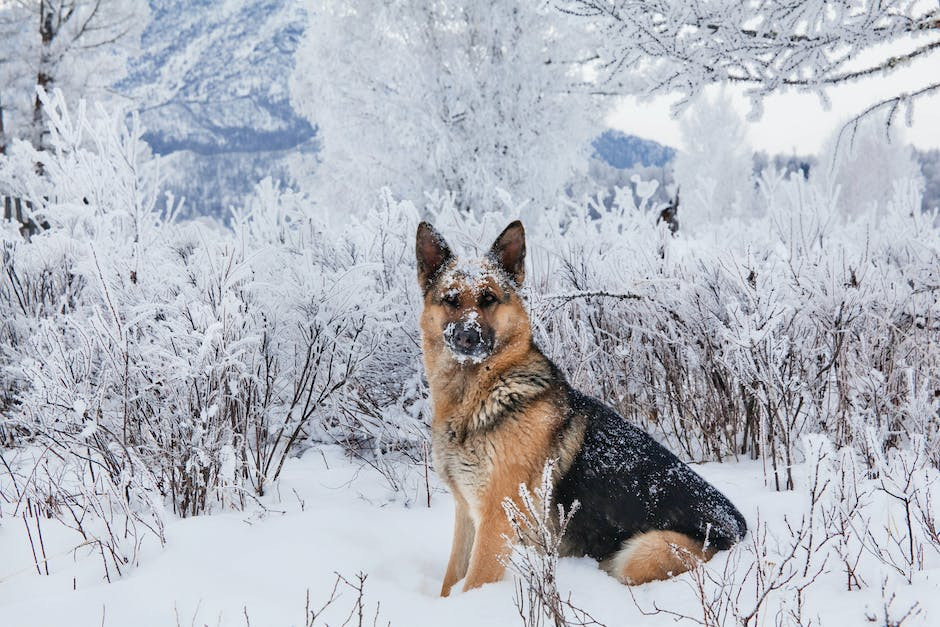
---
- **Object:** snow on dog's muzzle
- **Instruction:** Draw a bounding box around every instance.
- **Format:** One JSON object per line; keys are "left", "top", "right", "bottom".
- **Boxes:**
{"left": 444, "top": 313, "right": 494, "bottom": 363}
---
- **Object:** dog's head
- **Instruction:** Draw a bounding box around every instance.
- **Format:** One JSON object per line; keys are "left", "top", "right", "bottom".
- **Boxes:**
{"left": 416, "top": 220, "right": 530, "bottom": 365}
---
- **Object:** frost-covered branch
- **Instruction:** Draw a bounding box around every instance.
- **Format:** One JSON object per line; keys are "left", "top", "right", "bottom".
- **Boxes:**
{"left": 556, "top": 0, "right": 940, "bottom": 117}
{"left": 501, "top": 460, "right": 604, "bottom": 627}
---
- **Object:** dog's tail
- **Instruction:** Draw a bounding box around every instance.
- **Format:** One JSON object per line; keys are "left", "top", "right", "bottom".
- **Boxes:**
{"left": 601, "top": 530, "right": 716, "bottom": 585}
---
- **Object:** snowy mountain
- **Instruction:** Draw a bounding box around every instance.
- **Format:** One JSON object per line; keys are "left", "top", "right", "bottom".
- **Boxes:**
{"left": 119, "top": 0, "right": 313, "bottom": 218}
{"left": 592, "top": 130, "right": 676, "bottom": 169}
{"left": 123, "top": 0, "right": 313, "bottom": 156}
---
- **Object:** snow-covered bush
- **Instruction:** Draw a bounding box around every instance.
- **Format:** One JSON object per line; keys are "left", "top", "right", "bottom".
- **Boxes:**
{"left": 2, "top": 89, "right": 939, "bottom": 600}
{"left": 631, "top": 434, "right": 936, "bottom": 625}
{"left": 519, "top": 159, "right": 938, "bottom": 492}
{"left": 0, "top": 93, "right": 432, "bottom": 553}
{"left": 501, "top": 460, "right": 602, "bottom": 627}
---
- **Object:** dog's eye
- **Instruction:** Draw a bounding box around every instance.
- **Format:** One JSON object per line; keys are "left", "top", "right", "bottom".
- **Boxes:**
{"left": 442, "top": 294, "right": 460, "bottom": 308}
{"left": 479, "top": 291, "right": 497, "bottom": 307}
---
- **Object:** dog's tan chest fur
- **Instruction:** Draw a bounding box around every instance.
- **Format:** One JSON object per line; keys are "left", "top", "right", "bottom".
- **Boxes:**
{"left": 429, "top": 364, "right": 587, "bottom": 517}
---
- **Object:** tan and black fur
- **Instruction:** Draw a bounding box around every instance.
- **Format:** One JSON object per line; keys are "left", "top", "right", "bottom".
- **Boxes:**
{"left": 417, "top": 220, "right": 746, "bottom": 596}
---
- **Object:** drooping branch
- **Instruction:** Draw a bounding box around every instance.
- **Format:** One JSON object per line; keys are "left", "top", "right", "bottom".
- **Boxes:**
{"left": 556, "top": 0, "right": 940, "bottom": 137}
{"left": 724, "top": 39, "right": 940, "bottom": 87}
{"left": 834, "top": 80, "right": 940, "bottom": 162}
{"left": 556, "top": 0, "right": 940, "bottom": 103}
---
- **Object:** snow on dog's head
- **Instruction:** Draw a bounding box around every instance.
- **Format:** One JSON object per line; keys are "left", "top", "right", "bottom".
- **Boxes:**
{"left": 416, "top": 221, "right": 531, "bottom": 366}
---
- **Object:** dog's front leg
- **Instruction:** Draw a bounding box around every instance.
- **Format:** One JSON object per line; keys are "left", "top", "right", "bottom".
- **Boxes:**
{"left": 441, "top": 494, "right": 475, "bottom": 597}
{"left": 461, "top": 499, "right": 512, "bottom": 591}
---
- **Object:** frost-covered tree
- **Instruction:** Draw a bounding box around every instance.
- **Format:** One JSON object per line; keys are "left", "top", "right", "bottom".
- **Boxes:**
{"left": 557, "top": 0, "right": 940, "bottom": 128}
{"left": 673, "top": 93, "right": 754, "bottom": 229}
{"left": 290, "top": 0, "right": 601, "bottom": 213}
{"left": 820, "top": 112, "right": 923, "bottom": 217}
{"left": 0, "top": 2, "right": 35, "bottom": 154}
{"left": 0, "top": 0, "right": 148, "bottom": 152}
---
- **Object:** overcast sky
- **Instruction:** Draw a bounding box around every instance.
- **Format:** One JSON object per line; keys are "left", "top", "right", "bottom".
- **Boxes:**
{"left": 607, "top": 38, "right": 940, "bottom": 156}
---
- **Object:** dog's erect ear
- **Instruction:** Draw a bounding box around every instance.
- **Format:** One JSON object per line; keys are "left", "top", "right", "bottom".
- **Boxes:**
{"left": 489, "top": 220, "right": 526, "bottom": 286}
{"left": 416, "top": 221, "right": 453, "bottom": 292}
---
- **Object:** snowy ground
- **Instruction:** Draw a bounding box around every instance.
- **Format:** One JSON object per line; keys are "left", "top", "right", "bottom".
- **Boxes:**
{"left": 1, "top": 446, "right": 936, "bottom": 626}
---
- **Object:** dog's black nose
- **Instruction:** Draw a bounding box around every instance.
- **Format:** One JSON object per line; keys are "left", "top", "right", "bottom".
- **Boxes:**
{"left": 453, "top": 326, "right": 481, "bottom": 351}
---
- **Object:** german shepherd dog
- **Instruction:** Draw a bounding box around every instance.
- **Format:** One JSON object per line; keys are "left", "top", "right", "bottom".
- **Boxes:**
{"left": 416, "top": 220, "right": 747, "bottom": 596}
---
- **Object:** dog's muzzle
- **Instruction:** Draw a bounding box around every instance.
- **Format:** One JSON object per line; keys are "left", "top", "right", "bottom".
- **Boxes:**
{"left": 444, "top": 318, "right": 494, "bottom": 362}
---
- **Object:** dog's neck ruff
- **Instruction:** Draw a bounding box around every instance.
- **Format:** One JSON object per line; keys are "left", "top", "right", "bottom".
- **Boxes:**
{"left": 469, "top": 366, "right": 554, "bottom": 431}
{"left": 434, "top": 353, "right": 556, "bottom": 443}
